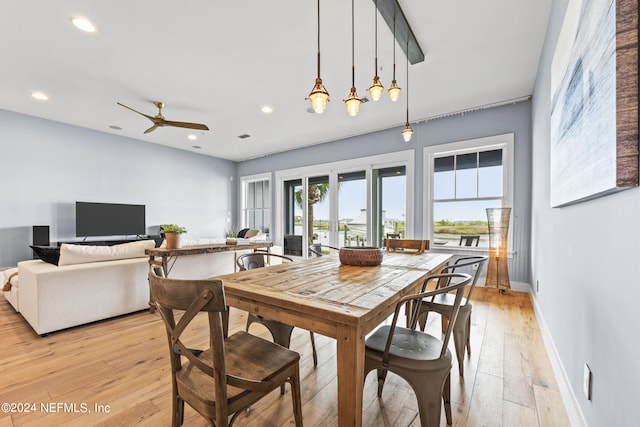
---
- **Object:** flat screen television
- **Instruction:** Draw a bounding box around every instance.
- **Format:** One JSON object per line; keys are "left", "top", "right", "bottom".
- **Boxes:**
{"left": 76, "top": 202, "right": 146, "bottom": 237}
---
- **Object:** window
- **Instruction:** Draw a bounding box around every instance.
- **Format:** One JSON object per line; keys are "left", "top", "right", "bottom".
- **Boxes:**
{"left": 424, "top": 134, "right": 513, "bottom": 250}
{"left": 241, "top": 174, "right": 271, "bottom": 237}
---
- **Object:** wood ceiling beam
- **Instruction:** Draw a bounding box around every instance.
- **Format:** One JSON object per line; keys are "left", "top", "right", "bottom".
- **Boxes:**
{"left": 374, "top": 0, "right": 425, "bottom": 64}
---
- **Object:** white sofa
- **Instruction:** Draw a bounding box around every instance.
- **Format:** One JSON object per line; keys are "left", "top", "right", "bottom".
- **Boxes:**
{"left": 17, "top": 257, "right": 151, "bottom": 335}
{"left": 5, "top": 241, "right": 269, "bottom": 335}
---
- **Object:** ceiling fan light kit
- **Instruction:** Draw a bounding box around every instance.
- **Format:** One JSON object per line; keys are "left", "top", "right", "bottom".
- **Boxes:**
{"left": 117, "top": 101, "right": 209, "bottom": 134}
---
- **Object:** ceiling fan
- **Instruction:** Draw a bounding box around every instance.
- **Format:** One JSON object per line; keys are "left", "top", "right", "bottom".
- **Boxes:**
{"left": 117, "top": 101, "right": 209, "bottom": 134}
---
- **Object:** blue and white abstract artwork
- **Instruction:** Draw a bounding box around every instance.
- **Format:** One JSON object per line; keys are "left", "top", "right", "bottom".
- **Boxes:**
{"left": 550, "top": 0, "right": 616, "bottom": 207}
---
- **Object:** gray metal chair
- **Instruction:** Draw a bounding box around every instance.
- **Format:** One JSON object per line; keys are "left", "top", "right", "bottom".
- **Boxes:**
{"left": 237, "top": 252, "right": 318, "bottom": 377}
{"left": 308, "top": 243, "right": 339, "bottom": 257}
{"left": 365, "top": 272, "right": 472, "bottom": 427}
{"left": 418, "top": 255, "right": 488, "bottom": 376}
{"left": 148, "top": 270, "right": 303, "bottom": 427}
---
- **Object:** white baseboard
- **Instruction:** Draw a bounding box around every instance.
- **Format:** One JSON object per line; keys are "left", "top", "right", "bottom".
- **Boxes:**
{"left": 510, "top": 280, "right": 531, "bottom": 292}
{"left": 531, "top": 295, "right": 587, "bottom": 427}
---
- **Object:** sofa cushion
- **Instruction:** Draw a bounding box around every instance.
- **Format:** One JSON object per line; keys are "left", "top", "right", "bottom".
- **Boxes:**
{"left": 58, "top": 240, "right": 155, "bottom": 266}
{"left": 30, "top": 246, "right": 61, "bottom": 265}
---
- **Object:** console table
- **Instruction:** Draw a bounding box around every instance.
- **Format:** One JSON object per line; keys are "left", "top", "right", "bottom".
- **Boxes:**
{"left": 146, "top": 242, "right": 271, "bottom": 277}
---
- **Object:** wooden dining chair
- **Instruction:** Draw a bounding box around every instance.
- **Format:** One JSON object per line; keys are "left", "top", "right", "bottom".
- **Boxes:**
{"left": 417, "top": 255, "right": 488, "bottom": 376}
{"left": 364, "top": 272, "right": 472, "bottom": 427}
{"left": 148, "top": 270, "right": 303, "bottom": 427}
{"left": 236, "top": 252, "right": 318, "bottom": 375}
{"left": 384, "top": 238, "right": 430, "bottom": 254}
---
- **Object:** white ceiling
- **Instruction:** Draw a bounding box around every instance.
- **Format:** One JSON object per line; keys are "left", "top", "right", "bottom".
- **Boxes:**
{"left": 0, "top": 1, "right": 551, "bottom": 162}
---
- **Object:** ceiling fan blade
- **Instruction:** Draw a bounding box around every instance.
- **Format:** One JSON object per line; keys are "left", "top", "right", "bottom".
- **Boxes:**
{"left": 143, "top": 124, "right": 159, "bottom": 134}
{"left": 117, "top": 102, "right": 155, "bottom": 122}
{"left": 163, "top": 120, "right": 209, "bottom": 131}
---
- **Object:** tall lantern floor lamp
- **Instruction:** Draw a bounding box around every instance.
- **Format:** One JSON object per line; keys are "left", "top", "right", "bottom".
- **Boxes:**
{"left": 485, "top": 207, "right": 511, "bottom": 291}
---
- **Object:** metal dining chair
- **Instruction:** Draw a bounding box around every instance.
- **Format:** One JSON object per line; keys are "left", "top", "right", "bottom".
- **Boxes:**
{"left": 148, "top": 270, "right": 303, "bottom": 426}
{"left": 365, "top": 272, "right": 472, "bottom": 427}
{"left": 308, "top": 243, "right": 339, "bottom": 257}
{"left": 237, "top": 252, "right": 318, "bottom": 379}
{"left": 417, "top": 255, "right": 488, "bottom": 376}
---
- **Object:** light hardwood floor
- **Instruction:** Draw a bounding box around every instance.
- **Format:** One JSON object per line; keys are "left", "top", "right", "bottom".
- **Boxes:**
{"left": 0, "top": 287, "right": 570, "bottom": 427}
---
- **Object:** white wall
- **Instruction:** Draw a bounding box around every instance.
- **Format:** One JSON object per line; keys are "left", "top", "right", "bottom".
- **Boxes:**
{"left": 0, "top": 109, "right": 236, "bottom": 267}
{"left": 531, "top": 1, "right": 640, "bottom": 425}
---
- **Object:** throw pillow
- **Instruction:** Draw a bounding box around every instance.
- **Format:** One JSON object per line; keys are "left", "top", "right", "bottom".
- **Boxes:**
{"left": 30, "top": 245, "right": 61, "bottom": 265}
{"left": 58, "top": 240, "right": 156, "bottom": 266}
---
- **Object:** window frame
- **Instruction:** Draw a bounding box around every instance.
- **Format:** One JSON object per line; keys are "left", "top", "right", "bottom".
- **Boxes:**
{"left": 240, "top": 172, "right": 271, "bottom": 237}
{"left": 274, "top": 150, "right": 414, "bottom": 253}
{"left": 423, "top": 133, "right": 514, "bottom": 253}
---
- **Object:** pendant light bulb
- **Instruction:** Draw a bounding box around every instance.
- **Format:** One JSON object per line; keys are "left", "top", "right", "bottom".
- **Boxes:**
{"left": 388, "top": 17, "right": 401, "bottom": 102}
{"left": 345, "top": 87, "right": 362, "bottom": 117}
{"left": 369, "top": 77, "right": 384, "bottom": 102}
{"left": 388, "top": 80, "right": 401, "bottom": 102}
{"left": 369, "top": 0, "right": 384, "bottom": 102}
{"left": 307, "top": 0, "right": 329, "bottom": 114}
{"left": 402, "top": 122, "right": 414, "bottom": 142}
{"left": 309, "top": 78, "right": 330, "bottom": 114}
{"left": 344, "top": 0, "right": 361, "bottom": 116}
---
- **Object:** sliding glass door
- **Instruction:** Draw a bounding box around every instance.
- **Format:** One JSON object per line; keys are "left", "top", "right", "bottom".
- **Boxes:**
{"left": 276, "top": 151, "right": 413, "bottom": 259}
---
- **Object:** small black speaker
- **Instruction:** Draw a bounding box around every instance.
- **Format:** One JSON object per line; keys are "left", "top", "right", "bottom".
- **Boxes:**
{"left": 33, "top": 225, "right": 50, "bottom": 247}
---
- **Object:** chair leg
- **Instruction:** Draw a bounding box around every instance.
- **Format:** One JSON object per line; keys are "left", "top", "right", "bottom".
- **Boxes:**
{"left": 376, "top": 368, "right": 389, "bottom": 397}
{"left": 465, "top": 315, "right": 472, "bottom": 356}
{"left": 173, "top": 396, "right": 184, "bottom": 427}
{"left": 309, "top": 331, "right": 318, "bottom": 367}
{"left": 452, "top": 307, "right": 472, "bottom": 377}
{"left": 443, "top": 373, "right": 452, "bottom": 425}
{"left": 411, "top": 375, "right": 448, "bottom": 427}
{"left": 289, "top": 368, "right": 304, "bottom": 427}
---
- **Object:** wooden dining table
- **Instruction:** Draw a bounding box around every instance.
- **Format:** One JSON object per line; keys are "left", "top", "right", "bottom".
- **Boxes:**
{"left": 214, "top": 250, "right": 452, "bottom": 427}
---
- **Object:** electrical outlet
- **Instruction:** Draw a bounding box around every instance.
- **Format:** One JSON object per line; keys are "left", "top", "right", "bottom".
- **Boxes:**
{"left": 583, "top": 363, "right": 592, "bottom": 400}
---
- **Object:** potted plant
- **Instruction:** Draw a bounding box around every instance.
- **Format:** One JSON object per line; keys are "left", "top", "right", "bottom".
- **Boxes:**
{"left": 224, "top": 225, "right": 239, "bottom": 245}
{"left": 160, "top": 224, "right": 187, "bottom": 249}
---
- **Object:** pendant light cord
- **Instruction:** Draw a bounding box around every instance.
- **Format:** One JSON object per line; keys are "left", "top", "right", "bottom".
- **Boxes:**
{"left": 351, "top": 0, "right": 355, "bottom": 87}
{"left": 406, "top": 41, "right": 409, "bottom": 122}
{"left": 374, "top": 0, "right": 378, "bottom": 75}
{"left": 317, "top": 0, "right": 321, "bottom": 78}
{"left": 392, "top": 16, "right": 396, "bottom": 81}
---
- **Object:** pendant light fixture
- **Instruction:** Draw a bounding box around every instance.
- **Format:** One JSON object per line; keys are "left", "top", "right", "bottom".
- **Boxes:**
{"left": 368, "top": 0, "right": 384, "bottom": 102}
{"left": 388, "top": 16, "right": 401, "bottom": 102}
{"left": 307, "top": 0, "right": 330, "bottom": 114}
{"left": 344, "top": 0, "right": 362, "bottom": 116}
{"left": 401, "top": 42, "right": 413, "bottom": 142}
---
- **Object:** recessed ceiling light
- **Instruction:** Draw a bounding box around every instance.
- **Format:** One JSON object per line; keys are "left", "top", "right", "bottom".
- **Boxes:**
{"left": 261, "top": 105, "right": 274, "bottom": 114}
{"left": 31, "top": 91, "right": 49, "bottom": 101}
{"left": 71, "top": 17, "right": 96, "bottom": 33}
{"left": 188, "top": 134, "right": 197, "bottom": 141}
